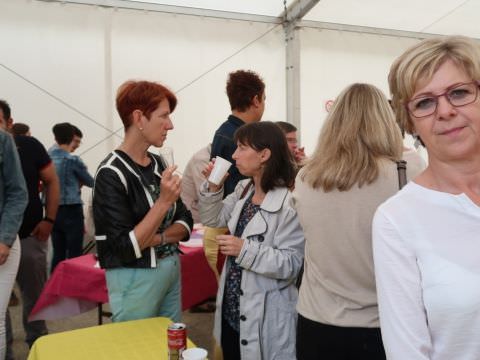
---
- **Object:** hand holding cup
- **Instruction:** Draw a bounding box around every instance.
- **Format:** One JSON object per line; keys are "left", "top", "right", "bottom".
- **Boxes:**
{"left": 202, "top": 156, "right": 231, "bottom": 192}
{"left": 217, "top": 234, "right": 244, "bottom": 257}
{"left": 158, "top": 165, "right": 181, "bottom": 205}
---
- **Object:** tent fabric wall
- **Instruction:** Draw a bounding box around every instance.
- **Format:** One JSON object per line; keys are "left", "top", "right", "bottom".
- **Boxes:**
{"left": 4, "top": 0, "right": 460, "bottom": 174}
{"left": 304, "top": 0, "right": 480, "bottom": 38}
{"left": 0, "top": 0, "right": 286, "bottom": 175}
{"left": 299, "top": 28, "right": 421, "bottom": 152}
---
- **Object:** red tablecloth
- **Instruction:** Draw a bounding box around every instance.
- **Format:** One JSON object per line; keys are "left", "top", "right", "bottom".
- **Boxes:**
{"left": 30, "top": 244, "right": 217, "bottom": 321}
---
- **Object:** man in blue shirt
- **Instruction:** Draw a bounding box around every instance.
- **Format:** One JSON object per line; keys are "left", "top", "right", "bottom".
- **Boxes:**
{"left": 202, "top": 70, "right": 266, "bottom": 306}
{"left": 211, "top": 70, "right": 266, "bottom": 198}
{"left": 70, "top": 124, "right": 83, "bottom": 153}
{"left": 49, "top": 123, "right": 94, "bottom": 272}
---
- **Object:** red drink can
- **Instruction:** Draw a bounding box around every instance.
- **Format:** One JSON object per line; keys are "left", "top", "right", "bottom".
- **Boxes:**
{"left": 168, "top": 322, "right": 187, "bottom": 360}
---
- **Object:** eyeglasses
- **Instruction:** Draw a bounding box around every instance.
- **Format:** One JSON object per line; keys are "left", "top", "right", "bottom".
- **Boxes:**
{"left": 406, "top": 81, "right": 480, "bottom": 118}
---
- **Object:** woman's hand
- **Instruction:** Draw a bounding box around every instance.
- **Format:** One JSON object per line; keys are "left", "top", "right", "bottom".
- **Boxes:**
{"left": 217, "top": 234, "right": 244, "bottom": 257}
{"left": 201, "top": 159, "right": 229, "bottom": 192}
{"left": 0, "top": 243, "right": 10, "bottom": 265}
{"left": 158, "top": 166, "right": 181, "bottom": 206}
{"left": 201, "top": 160, "right": 215, "bottom": 180}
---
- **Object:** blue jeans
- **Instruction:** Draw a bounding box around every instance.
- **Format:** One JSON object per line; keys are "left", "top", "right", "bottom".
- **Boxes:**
{"left": 106, "top": 254, "right": 181, "bottom": 323}
{"left": 51, "top": 204, "right": 84, "bottom": 272}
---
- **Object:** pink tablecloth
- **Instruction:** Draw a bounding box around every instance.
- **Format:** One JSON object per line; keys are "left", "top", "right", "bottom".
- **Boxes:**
{"left": 30, "top": 245, "right": 217, "bottom": 321}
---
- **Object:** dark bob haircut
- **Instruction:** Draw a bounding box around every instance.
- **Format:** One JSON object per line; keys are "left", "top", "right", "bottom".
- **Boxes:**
{"left": 116, "top": 80, "right": 177, "bottom": 130}
{"left": 234, "top": 121, "right": 296, "bottom": 193}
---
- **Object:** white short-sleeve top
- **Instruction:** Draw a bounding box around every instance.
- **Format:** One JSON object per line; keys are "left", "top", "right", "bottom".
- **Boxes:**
{"left": 373, "top": 182, "right": 480, "bottom": 360}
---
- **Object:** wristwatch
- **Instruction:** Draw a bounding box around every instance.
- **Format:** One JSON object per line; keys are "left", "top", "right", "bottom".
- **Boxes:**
{"left": 43, "top": 216, "right": 55, "bottom": 224}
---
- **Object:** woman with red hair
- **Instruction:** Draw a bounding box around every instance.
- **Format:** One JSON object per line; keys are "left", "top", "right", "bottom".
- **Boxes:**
{"left": 93, "top": 80, "right": 193, "bottom": 322}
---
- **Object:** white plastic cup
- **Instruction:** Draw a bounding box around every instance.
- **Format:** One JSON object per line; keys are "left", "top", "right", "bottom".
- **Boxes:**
{"left": 182, "top": 347, "right": 208, "bottom": 360}
{"left": 159, "top": 146, "right": 174, "bottom": 166}
{"left": 208, "top": 156, "right": 232, "bottom": 185}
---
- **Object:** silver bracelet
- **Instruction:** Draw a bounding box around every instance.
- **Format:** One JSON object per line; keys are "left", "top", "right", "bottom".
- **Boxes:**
{"left": 160, "top": 232, "right": 166, "bottom": 246}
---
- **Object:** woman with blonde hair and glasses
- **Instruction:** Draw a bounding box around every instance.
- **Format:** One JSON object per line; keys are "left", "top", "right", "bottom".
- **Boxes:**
{"left": 373, "top": 35, "right": 480, "bottom": 359}
{"left": 293, "top": 83, "right": 423, "bottom": 359}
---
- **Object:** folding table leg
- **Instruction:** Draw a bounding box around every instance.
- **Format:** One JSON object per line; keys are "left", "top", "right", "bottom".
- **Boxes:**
{"left": 98, "top": 303, "right": 103, "bottom": 325}
{"left": 97, "top": 303, "right": 112, "bottom": 325}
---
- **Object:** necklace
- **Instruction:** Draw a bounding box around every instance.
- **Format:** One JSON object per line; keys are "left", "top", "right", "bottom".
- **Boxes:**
{"left": 126, "top": 151, "right": 176, "bottom": 234}
{"left": 130, "top": 153, "right": 160, "bottom": 201}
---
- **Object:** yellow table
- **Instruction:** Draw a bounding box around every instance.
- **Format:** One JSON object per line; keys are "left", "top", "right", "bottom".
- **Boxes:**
{"left": 28, "top": 317, "right": 197, "bottom": 360}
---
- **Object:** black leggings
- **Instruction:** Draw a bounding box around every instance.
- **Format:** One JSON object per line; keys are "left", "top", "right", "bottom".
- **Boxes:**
{"left": 296, "top": 314, "right": 386, "bottom": 360}
{"left": 221, "top": 317, "right": 241, "bottom": 360}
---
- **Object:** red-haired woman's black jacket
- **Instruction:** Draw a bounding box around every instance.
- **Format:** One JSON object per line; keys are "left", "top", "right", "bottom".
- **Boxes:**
{"left": 93, "top": 150, "right": 193, "bottom": 269}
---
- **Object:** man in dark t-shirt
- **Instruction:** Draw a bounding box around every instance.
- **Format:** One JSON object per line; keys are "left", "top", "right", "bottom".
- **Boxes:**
{"left": 15, "top": 135, "right": 55, "bottom": 239}
{"left": 0, "top": 100, "right": 59, "bottom": 356}
{"left": 11, "top": 137, "right": 59, "bottom": 349}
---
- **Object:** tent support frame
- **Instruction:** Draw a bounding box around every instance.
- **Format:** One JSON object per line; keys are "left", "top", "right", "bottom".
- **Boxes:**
{"left": 36, "top": 0, "right": 480, "bottom": 142}
{"left": 282, "top": 0, "right": 320, "bottom": 135}
{"left": 35, "top": 0, "right": 282, "bottom": 24}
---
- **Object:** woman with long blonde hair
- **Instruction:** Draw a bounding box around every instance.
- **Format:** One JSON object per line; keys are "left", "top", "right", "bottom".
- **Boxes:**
{"left": 293, "top": 83, "right": 422, "bottom": 359}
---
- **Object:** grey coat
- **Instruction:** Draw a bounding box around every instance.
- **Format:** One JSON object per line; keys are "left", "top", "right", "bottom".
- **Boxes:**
{"left": 199, "top": 179, "right": 304, "bottom": 360}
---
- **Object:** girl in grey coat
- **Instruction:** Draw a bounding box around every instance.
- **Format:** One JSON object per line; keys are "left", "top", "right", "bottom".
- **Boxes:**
{"left": 199, "top": 122, "right": 305, "bottom": 360}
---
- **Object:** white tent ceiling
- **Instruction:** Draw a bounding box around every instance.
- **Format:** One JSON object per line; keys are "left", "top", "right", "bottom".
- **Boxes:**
{"left": 304, "top": 0, "right": 479, "bottom": 38}
{"left": 3, "top": 0, "right": 475, "bottom": 169}
{"left": 122, "top": 0, "right": 295, "bottom": 17}
{"left": 72, "top": 0, "right": 479, "bottom": 38}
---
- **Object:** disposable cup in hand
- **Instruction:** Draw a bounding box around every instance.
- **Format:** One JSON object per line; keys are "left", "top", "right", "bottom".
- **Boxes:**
{"left": 158, "top": 146, "right": 174, "bottom": 167}
{"left": 208, "top": 156, "right": 232, "bottom": 185}
{"left": 182, "top": 348, "right": 208, "bottom": 360}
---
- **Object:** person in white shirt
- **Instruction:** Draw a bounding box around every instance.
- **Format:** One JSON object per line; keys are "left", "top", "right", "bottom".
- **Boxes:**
{"left": 373, "top": 35, "right": 480, "bottom": 359}
{"left": 181, "top": 144, "right": 211, "bottom": 223}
